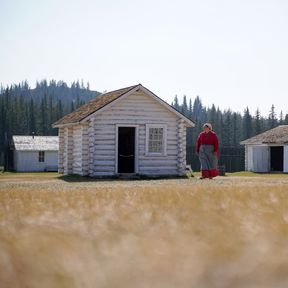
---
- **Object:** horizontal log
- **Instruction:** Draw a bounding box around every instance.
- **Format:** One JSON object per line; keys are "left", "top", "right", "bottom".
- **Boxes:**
{"left": 139, "top": 160, "right": 178, "bottom": 167}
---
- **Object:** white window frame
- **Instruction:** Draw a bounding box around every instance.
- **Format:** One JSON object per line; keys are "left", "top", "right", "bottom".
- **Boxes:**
{"left": 145, "top": 124, "right": 167, "bottom": 156}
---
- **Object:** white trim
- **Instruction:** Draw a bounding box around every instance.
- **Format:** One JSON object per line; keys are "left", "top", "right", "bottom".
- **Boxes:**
{"left": 145, "top": 124, "right": 167, "bottom": 156}
{"left": 115, "top": 124, "right": 139, "bottom": 174}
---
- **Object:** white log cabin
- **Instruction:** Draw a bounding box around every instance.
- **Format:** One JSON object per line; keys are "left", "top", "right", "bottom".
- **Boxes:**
{"left": 53, "top": 84, "right": 194, "bottom": 177}
{"left": 240, "top": 125, "right": 288, "bottom": 173}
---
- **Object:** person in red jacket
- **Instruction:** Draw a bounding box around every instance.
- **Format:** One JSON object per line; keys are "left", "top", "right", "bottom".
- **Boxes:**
{"left": 196, "top": 123, "right": 219, "bottom": 179}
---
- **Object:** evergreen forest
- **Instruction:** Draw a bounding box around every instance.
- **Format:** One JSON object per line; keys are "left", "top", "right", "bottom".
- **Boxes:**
{"left": 1, "top": 80, "right": 287, "bottom": 171}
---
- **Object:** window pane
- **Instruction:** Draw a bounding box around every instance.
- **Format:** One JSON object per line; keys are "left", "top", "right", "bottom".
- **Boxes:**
{"left": 38, "top": 151, "right": 45, "bottom": 162}
{"left": 148, "top": 128, "right": 163, "bottom": 153}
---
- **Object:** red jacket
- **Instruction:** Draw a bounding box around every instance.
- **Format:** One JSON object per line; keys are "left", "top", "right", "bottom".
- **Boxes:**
{"left": 196, "top": 131, "right": 219, "bottom": 156}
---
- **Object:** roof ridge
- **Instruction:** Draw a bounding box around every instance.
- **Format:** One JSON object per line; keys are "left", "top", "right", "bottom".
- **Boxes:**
{"left": 53, "top": 84, "right": 140, "bottom": 126}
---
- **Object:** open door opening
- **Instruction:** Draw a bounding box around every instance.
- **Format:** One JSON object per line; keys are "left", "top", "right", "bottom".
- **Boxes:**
{"left": 270, "top": 146, "right": 283, "bottom": 172}
{"left": 118, "top": 127, "right": 135, "bottom": 173}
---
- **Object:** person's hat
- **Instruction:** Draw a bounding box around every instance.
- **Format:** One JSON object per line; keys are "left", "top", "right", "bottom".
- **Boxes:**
{"left": 203, "top": 123, "right": 212, "bottom": 130}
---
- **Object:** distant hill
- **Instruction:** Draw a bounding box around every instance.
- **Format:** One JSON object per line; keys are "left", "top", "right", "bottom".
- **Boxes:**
{"left": 0, "top": 79, "right": 100, "bottom": 108}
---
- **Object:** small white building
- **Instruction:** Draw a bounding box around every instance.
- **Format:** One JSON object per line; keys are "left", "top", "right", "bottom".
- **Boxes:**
{"left": 53, "top": 84, "right": 194, "bottom": 177}
{"left": 11, "top": 136, "right": 59, "bottom": 172}
{"left": 240, "top": 125, "right": 288, "bottom": 173}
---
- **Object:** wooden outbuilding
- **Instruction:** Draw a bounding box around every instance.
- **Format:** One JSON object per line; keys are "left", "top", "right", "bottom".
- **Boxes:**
{"left": 240, "top": 125, "right": 288, "bottom": 173}
{"left": 53, "top": 84, "right": 194, "bottom": 177}
{"left": 11, "top": 136, "right": 59, "bottom": 172}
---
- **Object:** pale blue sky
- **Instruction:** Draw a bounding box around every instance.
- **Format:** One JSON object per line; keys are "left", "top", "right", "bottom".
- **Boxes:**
{"left": 1, "top": 0, "right": 287, "bottom": 116}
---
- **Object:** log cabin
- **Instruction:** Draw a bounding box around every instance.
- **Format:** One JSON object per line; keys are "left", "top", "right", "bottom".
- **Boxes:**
{"left": 53, "top": 84, "right": 194, "bottom": 177}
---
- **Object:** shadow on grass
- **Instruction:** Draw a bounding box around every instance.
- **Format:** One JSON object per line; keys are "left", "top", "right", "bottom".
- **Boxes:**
{"left": 58, "top": 174, "right": 192, "bottom": 183}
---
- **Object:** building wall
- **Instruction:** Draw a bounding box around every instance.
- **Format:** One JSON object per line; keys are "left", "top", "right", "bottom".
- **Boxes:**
{"left": 14, "top": 150, "right": 58, "bottom": 172}
{"left": 60, "top": 90, "right": 187, "bottom": 176}
{"left": 246, "top": 145, "right": 253, "bottom": 171}
{"left": 251, "top": 146, "right": 270, "bottom": 172}
{"left": 58, "top": 128, "right": 64, "bottom": 173}
{"left": 284, "top": 145, "right": 288, "bottom": 173}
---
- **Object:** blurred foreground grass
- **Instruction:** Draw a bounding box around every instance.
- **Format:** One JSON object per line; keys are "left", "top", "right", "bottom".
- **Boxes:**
{"left": 1, "top": 174, "right": 288, "bottom": 288}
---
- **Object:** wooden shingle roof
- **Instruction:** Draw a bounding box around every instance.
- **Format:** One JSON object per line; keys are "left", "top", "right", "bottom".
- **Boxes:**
{"left": 53, "top": 85, "right": 138, "bottom": 126}
{"left": 11, "top": 136, "right": 59, "bottom": 151}
{"left": 53, "top": 84, "right": 195, "bottom": 127}
{"left": 240, "top": 125, "right": 288, "bottom": 145}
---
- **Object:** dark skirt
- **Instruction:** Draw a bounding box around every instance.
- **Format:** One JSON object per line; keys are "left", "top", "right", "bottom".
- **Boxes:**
{"left": 199, "top": 144, "right": 218, "bottom": 178}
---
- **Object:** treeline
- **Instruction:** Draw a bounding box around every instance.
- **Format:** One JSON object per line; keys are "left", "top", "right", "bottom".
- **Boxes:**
{"left": 0, "top": 80, "right": 100, "bottom": 161}
{"left": 1, "top": 80, "right": 287, "bottom": 171}
{"left": 171, "top": 95, "right": 288, "bottom": 148}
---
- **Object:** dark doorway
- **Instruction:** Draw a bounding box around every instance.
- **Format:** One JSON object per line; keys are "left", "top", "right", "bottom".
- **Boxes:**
{"left": 270, "top": 146, "right": 283, "bottom": 172}
{"left": 118, "top": 127, "right": 135, "bottom": 173}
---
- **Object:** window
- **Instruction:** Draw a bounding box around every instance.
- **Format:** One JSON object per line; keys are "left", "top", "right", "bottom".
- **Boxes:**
{"left": 146, "top": 124, "right": 167, "bottom": 155}
{"left": 38, "top": 151, "right": 45, "bottom": 162}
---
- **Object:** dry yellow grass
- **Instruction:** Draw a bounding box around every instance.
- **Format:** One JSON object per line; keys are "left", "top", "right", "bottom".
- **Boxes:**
{"left": 1, "top": 173, "right": 288, "bottom": 288}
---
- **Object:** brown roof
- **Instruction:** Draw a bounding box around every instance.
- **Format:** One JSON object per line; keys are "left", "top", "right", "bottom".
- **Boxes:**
{"left": 53, "top": 85, "right": 138, "bottom": 126}
{"left": 240, "top": 125, "right": 288, "bottom": 145}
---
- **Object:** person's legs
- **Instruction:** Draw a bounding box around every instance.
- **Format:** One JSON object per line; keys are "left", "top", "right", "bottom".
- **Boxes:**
{"left": 201, "top": 170, "right": 210, "bottom": 178}
{"left": 209, "top": 169, "right": 218, "bottom": 178}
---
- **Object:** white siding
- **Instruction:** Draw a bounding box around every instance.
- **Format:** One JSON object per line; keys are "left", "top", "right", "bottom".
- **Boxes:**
{"left": 14, "top": 151, "right": 58, "bottom": 172}
{"left": 91, "top": 90, "right": 181, "bottom": 176}
{"left": 247, "top": 145, "right": 253, "bottom": 171}
{"left": 73, "top": 125, "right": 82, "bottom": 174}
{"left": 284, "top": 145, "right": 288, "bottom": 173}
{"left": 252, "top": 146, "right": 270, "bottom": 172}
{"left": 63, "top": 127, "right": 73, "bottom": 174}
{"left": 58, "top": 128, "right": 64, "bottom": 173}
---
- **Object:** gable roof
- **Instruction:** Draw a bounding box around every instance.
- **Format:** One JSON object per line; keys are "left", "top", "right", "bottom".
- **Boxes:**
{"left": 11, "top": 136, "right": 59, "bottom": 151}
{"left": 53, "top": 84, "right": 194, "bottom": 127}
{"left": 240, "top": 125, "right": 288, "bottom": 145}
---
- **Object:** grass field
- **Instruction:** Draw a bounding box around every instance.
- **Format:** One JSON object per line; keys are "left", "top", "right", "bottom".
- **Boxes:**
{"left": 1, "top": 172, "right": 288, "bottom": 288}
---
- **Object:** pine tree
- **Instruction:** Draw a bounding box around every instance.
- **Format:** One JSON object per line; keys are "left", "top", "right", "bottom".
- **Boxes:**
{"left": 192, "top": 96, "right": 203, "bottom": 122}
{"left": 231, "top": 112, "right": 240, "bottom": 146}
{"left": 207, "top": 104, "right": 217, "bottom": 127}
{"left": 284, "top": 114, "right": 288, "bottom": 125}
{"left": 40, "top": 94, "right": 48, "bottom": 135}
{"left": 29, "top": 99, "right": 36, "bottom": 134}
{"left": 222, "top": 110, "right": 233, "bottom": 146}
{"left": 70, "top": 101, "right": 75, "bottom": 112}
{"left": 254, "top": 108, "right": 262, "bottom": 135}
{"left": 188, "top": 98, "right": 193, "bottom": 119}
{"left": 242, "top": 107, "right": 252, "bottom": 140}
{"left": 268, "top": 104, "right": 277, "bottom": 129}
{"left": 56, "top": 100, "right": 64, "bottom": 121}
{"left": 172, "top": 95, "right": 180, "bottom": 111}
{"left": 279, "top": 111, "right": 284, "bottom": 125}
{"left": 181, "top": 95, "right": 188, "bottom": 116}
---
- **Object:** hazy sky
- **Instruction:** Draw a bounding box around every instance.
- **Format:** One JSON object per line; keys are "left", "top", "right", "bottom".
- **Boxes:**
{"left": 1, "top": 0, "right": 287, "bottom": 116}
